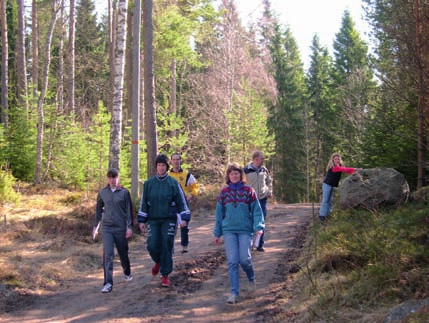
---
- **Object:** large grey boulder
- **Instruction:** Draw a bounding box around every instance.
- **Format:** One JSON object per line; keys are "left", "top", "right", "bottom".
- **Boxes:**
{"left": 338, "top": 168, "right": 410, "bottom": 209}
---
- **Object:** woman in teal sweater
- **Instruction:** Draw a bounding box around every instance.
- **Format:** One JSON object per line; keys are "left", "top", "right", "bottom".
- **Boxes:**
{"left": 213, "top": 163, "right": 265, "bottom": 304}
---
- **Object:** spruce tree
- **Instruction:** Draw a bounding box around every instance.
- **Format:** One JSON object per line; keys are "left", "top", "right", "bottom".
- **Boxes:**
{"left": 306, "top": 35, "right": 335, "bottom": 200}
{"left": 268, "top": 23, "right": 307, "bottom": 203}
{"left": 331, "top": 10, "right": 374, "bottom": 163}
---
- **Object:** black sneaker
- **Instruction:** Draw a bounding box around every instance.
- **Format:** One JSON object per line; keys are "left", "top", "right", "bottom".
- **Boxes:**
{"left": 256, "top": 247, "right": 265, "bottom": 252}
{"left": 319, "top": 216, "right": 326, "bottom": 222}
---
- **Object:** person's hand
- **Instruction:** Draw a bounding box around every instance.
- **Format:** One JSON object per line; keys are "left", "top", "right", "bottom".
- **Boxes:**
{"left": 214, "top": 237, "right": 220, "bottom": 246}
{"left": 126, "top": 228, "right": 133, "bottom": 239}
{"left": 356, "top": 168, "right": 363, "bottom": 171}
{"left": 187, "top": 194, "right": 193, "bottom": 202}
{"left": 180, "top": 220, "right": 187, "bottom": 228}
{"left": 92, "top": 226, "right": 99, "bottom": 240}
{"left": 255, "top": 230, "right": 263, "bottom": 236}
{"left": 139, "top": 223, "right": 146, "bottom": 232}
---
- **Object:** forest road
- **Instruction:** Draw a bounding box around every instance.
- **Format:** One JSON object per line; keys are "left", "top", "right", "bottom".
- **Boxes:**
{"left": 1, "top": 203, "right": 315, "bottom": 323}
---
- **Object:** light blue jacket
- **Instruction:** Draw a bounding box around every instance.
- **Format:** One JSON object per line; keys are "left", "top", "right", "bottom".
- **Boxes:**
{"left": 213, "top": 182, "right": 265, "bottom": 238}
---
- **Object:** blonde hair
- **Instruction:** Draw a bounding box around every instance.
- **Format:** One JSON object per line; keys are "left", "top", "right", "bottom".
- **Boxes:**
{"left": 326, "top": 153, "right": 343, "bottom": 171}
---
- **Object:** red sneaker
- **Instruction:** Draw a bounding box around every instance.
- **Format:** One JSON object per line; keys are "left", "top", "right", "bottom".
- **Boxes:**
{"left": 151, "top": 263, "right": 160, "bottom": 276}
{"left": 161, "top": 276, "right": 171, "bottom": 287}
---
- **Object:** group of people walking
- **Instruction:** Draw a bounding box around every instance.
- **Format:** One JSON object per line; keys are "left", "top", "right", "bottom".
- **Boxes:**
{"left": 92, "top": 150, "right": 359, "bottom": 304}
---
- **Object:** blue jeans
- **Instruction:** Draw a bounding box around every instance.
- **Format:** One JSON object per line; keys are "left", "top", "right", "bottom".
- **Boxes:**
{"left": 223, "top": 233, "right": 255, "bottom": 296}
{"left": 319, "top": 183, "right": 334, "bottom": 218}
{"left": 258, "top": 198, "right": 268, "bottom": 248}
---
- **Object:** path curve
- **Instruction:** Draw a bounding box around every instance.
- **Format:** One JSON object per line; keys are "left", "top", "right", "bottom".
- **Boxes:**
{"left": 1, "top": 203, "right": 315, "bottom": 323}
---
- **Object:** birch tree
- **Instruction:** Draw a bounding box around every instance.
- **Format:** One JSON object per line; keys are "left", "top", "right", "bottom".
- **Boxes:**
{"left": 68, "top": 0, "right": 75, "bottom": 115}
{"left": 34, "top": 0, "right": 59, "bottom": 185}
{"left": 17, "top": 0, "right": 28, "bottom": 113}
{"left": 32, "top": 0, "right": 38, "bottom": 99}
{"left": 108, "top": 0, "right": 128, "bottom": 170}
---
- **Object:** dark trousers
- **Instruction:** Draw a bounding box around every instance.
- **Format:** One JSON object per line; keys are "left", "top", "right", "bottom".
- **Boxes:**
{"left": 180, "top": 221, "right": 189, "bottom": 247}
{"left": 102, "top": 229, "right": 131, "bottom": 286}
{"left": 147, "top": 219, "right": 177, "bottom": 276}
{"left": 258, "top": 198, "right": 268, "bottom": 248}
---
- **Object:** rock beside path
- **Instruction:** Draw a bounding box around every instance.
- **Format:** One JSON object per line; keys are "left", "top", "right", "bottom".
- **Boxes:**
{"left": 338, "top": 168, "right": 409, "bottom": 209}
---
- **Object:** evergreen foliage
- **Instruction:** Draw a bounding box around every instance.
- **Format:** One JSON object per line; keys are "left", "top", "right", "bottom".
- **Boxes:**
{"left": 331, "top": 10, "right": 375, "bottom": 164}
{"left": 0, "top": 108, "right": 37, "bottom": 181}
{"left": 268, "top": 23, "right": 307, "bottom": 203}
{"left": 306, "top": 35, "right": 336, "bottom": 199}
{"left": 0, "top": 166, "right": 20, "bottom": 227}
{"left": 74, "top": 0, "right": 109, "bottom": 119}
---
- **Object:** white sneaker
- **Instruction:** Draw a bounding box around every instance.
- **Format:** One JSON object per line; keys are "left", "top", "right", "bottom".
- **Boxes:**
{"left": 101, "top": 283, "right": 112, "bottom": 293}
{"left": 124, "top": 274, "right": 133, "bottom": 281}
{"left": 227, "top": 294, "right": 238, "bottom": 304}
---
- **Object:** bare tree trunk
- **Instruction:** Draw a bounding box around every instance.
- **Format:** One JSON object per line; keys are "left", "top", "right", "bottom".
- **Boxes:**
{"left": 34, "top": 0, "right": 59, "bottom": 185}
{"left": 0, "top": 0, "right": 8, "bottom": 127}
{"left": 68, "top": 0, "right": 75, "bottom": 115}
{"left": 32, "top": 0, "right": 39, "bottom": 99}
{"left": 108, "top": 0, "right": 117, "bottom": 114}
{"left": 17, "top": 0, "right": 28, "bottom": 114}
{"left": 143, "top": 0, "right": 158, "bottom": 177}
{"left": 131, "top": 0, "right": 141, "bottom": 201}
{"left": 168, "top": 58, "right": 177, "bottom": 140}
{"left": 414, "top": 0, "right": 425, "bottom": 189}
{"left": 109, "top": 0, "right": 128, "bottom": 170}
{"left": 43, "top": 0, "right": 65, "bottom": 180}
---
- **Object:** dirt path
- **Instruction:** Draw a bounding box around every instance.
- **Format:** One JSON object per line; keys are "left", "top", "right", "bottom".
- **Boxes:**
{"left": 1, "top": 203, "right": 314, "bottom": 323}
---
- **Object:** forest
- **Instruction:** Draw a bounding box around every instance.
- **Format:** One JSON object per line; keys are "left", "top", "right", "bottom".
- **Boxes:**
{"left": 0, "top": 0, "right": 428, "bottom": 204}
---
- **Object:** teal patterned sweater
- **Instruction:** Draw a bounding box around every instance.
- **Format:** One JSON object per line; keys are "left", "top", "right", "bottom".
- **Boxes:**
{"left": 213, "top": 182, "right": 265, "bottom": 238}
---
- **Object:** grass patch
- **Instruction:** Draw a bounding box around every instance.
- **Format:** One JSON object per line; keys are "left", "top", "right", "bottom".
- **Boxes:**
{"left": 0, "top": 187, "right": 101, "bottom": 312}
{"left": 285, "top": 201, "right": 429, "bottom": 322}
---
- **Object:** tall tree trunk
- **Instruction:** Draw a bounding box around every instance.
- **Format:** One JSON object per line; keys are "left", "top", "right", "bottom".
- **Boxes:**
{"left": 168, "top": 58, "right": 177, "bottom": 140}
{"left": 43, "top": 0, "right": 65, "bottom": 180}
{"left": 17, "top": 0, "right": 28, "bottom": 114}
{"left": 32, "top": 0, "right": 38, "bottom": 99}
{"left": 108, "top": 0, "right": 117, "bottom": 114}
{"left": 68, "top": 0, "right": 75, "bottom": 115}
{"left": 0, "top": 0, "right": 8, "bottom": 127}
{"left": 131, "top": 0, "right": 141, "bottom": 201}
{"left": 109, "top": 0, "right": 128, "bottom": 170}
{"left": 414, "top": 0, "right": 425, "bottom": 189}
{"left": 34, "top": 0, "right": 59, "bottom": 185}
{"left": 143, "top": 0, "right": 158, "bottom": 177}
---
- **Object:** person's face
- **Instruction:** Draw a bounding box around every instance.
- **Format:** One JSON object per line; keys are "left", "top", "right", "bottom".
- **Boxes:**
{"left": 333, "top": 156, "right": 341, "bottom": 166}
{"left": 229, "top": 170, "right": 241, "bottom": 184}
{"left": 171, "top": 155, "right": 181, "bottom": 170}
{"left": 108, "top": 175, "right": 119, "bottom": 188}
{"left": 157, "top": 163, "right": 168, "bottom": 176}
{"left": 253, "top": 155, "right": 265, "bottom": 168}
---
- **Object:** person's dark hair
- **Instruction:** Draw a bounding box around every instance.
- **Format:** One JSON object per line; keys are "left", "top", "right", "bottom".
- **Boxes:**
{"left": 155, "top": 154, "right": 170, "bottom": 171}
{"left": 107, "top": 168, "right": 119, "bottom": 178}
{"left": 225, "top": 163, "right": 246, "bottom": 184}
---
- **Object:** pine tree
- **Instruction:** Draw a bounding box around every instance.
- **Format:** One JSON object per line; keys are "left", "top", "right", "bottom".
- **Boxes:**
{"left": 306, "top": 34, "right": 335, "bottom": 200}
{"left": 74, "top": 0, "right": 108, "bottom": 121}
{"left": 331, "top": 10, "right": 374, "bottom": 163}
{"left": 268, "top": 23, "right": 307, "bottom": 203}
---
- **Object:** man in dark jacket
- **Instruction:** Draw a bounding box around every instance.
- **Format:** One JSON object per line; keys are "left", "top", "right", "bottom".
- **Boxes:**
{"left": 93, "top": 168, "right": 134, "bottom": 293}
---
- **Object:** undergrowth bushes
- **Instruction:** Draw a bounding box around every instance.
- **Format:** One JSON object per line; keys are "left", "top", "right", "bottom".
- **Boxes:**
{"left": 295, "top": 201, "right": 429, "bottom": 321}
